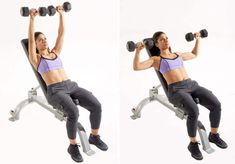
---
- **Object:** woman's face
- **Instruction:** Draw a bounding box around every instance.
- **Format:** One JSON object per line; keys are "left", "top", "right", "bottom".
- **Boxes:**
{"left": 35, "top": 34, "right": 48, "bottom": 52}
{"left": 155, "top": 33, "right": 170, "bottom": 50}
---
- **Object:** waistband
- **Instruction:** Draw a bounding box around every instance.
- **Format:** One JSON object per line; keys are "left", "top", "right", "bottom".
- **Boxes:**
{"left": 47, "top": 79, "right": 71, "bottom": 88}
{"left": 168, "top": 78, "right": 192, "bottom": 88}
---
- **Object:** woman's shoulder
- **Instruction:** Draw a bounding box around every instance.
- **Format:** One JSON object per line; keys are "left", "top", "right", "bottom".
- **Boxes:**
{"left": 36, "top": 53, "right": 41, "bottom": 58}
{"left": 50, "top": 49, "right": 60, "bottom": 56}
{"left": 173, "top": 52, "right": 183, "bottom": 56}
{"left": 151, "top": 55, "right": 161, "bottom": 61}
{"left": 28, "top": 53, "right": 41, "bottom": 70}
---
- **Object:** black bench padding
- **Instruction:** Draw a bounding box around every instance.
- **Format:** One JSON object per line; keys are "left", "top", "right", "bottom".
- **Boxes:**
{"left": 143, "top": 38, "right": 169, "bottom": 96}
{"left": 21, "top": 39, "right": 48, "bottom": 96}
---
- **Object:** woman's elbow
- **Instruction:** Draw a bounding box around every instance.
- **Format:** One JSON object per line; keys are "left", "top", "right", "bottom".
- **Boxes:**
{"left": 133, "top": 65, "right": 141, "bottom": 71}
{"left": 133, "top": 67, "right": 138, "bottom": 71}
{"left": 191, "top": 51, "right": 198, "bottom": 57}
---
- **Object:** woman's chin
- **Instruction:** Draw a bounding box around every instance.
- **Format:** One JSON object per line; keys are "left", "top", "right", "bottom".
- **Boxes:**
{"left": 42, "top": 47, "right": 48, "bottom": 51}
{"left": 163, "top": 46, "right": 169, "bottom": 50}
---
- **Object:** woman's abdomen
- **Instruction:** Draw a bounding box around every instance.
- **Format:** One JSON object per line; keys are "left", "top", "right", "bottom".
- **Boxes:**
{"left": 163, "top": 68, "right": 189, "bottom": 85}
{"left": 41, "top": 69, "right": 69, "bottom": 86}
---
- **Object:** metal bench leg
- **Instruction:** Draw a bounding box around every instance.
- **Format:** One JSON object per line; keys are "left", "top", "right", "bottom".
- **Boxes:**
{"left": 131, "top": 97, "right": 153, "bottom": 119}
{"left": 197, "top": 121, "right": 215, "bottom": 154}
{"left": 9, "top": 99, "right": 31, "bottom": 121}
{"left": 77, "top": 122, "right": 95, "bottom": 156}
{"left": 131, "top": 86, "right": 160, "bottom": 120}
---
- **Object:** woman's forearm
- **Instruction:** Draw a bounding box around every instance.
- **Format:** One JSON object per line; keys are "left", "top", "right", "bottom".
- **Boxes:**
{"left": 28, "top": 17, "right": 35, "bottom": 42}
{"left": 58, "top": 13, "right": 65, "bottom": 36}
{"left": 192, "top": 38, "right": 200, "bottom": 56}
{"left": 133, "top": 51, "right": 141, "bottom": 70}
{"left": 28, "top": 17, "right": 36, "bottom": 57}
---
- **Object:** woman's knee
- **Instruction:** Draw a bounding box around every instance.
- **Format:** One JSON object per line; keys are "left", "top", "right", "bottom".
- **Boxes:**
{"left": 212, "top": 100, "right": 221, "bottom": 111}
{"left": 186, "top": 105, "right": 199, "bottom": 120}
{"left": 93, "top": 101, "right": 102, "bottom": 113}
{"left": 66, "top": 107, "right": 79, "bottom": 121}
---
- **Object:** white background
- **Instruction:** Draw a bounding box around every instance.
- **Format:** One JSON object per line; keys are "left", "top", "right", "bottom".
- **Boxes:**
{"left": 120, "top": 0, "right": 235, "bottom": 164}
{"left": 1, "top": 0, "right": 235, "bottom": 164}
{"left": 0, "top": 0, "right": 119, "bottom": 164}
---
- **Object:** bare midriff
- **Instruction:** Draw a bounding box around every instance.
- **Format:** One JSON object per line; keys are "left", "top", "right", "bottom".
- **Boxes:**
{"left": 162, "top": 67, "right": 189, "bottom": 85}
{"left": 41, "top": 69, "right": 69, "bottom": 86}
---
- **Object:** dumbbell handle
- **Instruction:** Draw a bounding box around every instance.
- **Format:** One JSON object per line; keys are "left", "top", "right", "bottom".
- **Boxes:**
{"left": 185, "top": 29, "right": 208, "bottom": 42}
{"left": 132, "top": 40, "right": 150, "bottom": 47}
{"left": 132, "top": 41, "right": 147, "bottom": 49}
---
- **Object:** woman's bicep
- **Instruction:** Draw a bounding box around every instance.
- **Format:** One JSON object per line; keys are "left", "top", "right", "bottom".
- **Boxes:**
{"left": 28, "top": 39, "right": 38, "bottom": 64}
{"left": 52, "top": 34, "right": 64, "bottom": 55}
{"left": 176, "top": 52, "right": 196, "bottom": 61}
{"left": 134, "top": 58, "right": 155, "bottom": 70}
{"left": 141, "top": 59, "right": 155, "bottom": 69}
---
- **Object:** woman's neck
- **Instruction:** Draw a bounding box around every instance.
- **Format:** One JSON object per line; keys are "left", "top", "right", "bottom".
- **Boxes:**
{"left": 39, "top": 49, "right": 49, "bottom": 56}
{"left": 160, "top": 49, "right": 171, "bottom": 57}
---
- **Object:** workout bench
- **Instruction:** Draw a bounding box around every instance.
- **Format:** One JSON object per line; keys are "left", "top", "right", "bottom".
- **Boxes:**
{"left": 9, "top": 39, "right": 95, "bottom": 156}
{"left": 130, "top": 38, "right": 215, "bottom": 154}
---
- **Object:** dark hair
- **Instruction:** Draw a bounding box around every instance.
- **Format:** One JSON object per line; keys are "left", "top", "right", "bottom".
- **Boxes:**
{"left": 34, "top": 32, "right": 50, "bottom": 53}
{"left": 34, "top": 31, "right": 44, "bottom": 40}
{"left": 151, "top": 31, "right": 171, "bottom": 56}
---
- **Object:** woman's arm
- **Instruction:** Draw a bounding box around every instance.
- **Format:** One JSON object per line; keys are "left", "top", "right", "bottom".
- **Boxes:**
{"left": 51, "top": 6, "right": 65, "bottom": 55}
{"left": 177, "top": 32, "right": 201, "bottom": 61}
{"left": 133, "top": 42, "right": 155, "bottom": 71}
{"left": 28, "top": 9, "right": 38, "bottom": 67}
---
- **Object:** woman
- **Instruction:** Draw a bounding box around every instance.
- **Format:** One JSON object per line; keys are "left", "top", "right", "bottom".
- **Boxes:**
{"left": 28, "top": 6, "right": 108, "bottom": 162}
{"left": 133, "top": 31, "right": 227, "bottom": 160}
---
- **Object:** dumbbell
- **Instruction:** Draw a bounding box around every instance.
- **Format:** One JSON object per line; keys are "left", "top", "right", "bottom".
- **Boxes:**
{"left": 185, "top": 29, "right": 208, "bottom": 42}
{"left": 47, "top": 2, "right": 72, "bottom": 16}
{"left": 20, "top": 7, "right": 48, "bottom": 17}
{"left": 126, "top": 39, "right": 154, "bottom": 52}
{"left": 20, "top": 2, "right": 71, "bottom": 17}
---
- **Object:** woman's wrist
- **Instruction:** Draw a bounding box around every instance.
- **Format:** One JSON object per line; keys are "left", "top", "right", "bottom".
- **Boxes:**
{"left": 30, "top": 16, "right": 35, "bottom": 21}
{"left": 59, "top": 11, "right": 64, "bottom": 16}
{"left": 135, "top": 50, "right": 141, "bottom": 55}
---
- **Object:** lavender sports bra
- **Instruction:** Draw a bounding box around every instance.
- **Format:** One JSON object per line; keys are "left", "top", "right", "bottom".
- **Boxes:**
{"left": 159, "top": 53, "right": 184, "bottom": 74}
{"left": 37, "top": 52, "right": 63, "bottom": 74}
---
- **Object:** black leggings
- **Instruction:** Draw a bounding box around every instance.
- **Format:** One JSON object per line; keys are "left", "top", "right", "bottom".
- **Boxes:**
{"left": 168, "top": 79, "right": 221, "bottom": 137}
{"left": 46, "top": 80, "right": 102, "bottom": 140}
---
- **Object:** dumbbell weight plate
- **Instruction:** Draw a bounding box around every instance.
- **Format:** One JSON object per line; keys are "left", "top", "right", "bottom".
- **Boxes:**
{"left": 20, "top": 7, "right": 29, "bottom": 17}
{"left": 200, "top": 29, "right": 208, "bottom": 38}
{"left": 126, "top": 41, "right": 136, "bottom": 52}
{"left": 143, "top": 38, "right": 154, "bottom": 49}
{"left": 48, "top": 5, "right": 56, "bottom": 16}
{"left": 63, "top": 2, "right": 72, "bottom": 12}
{"left": 185, "top": 32, "right": 194, "bottom": 42}
{"left": 38, "top": 7, "right": 47, "bottom": 16}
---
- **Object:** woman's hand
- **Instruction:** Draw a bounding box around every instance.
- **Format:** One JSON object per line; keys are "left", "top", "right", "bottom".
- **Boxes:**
{"left": 135, "top": 42, "right": 145, "bottom": 53}
{"left": 29, "top": 8, "right": 38, "bottom": 19}
{"left": 56, "top": 6, "right": 64, "bottom": 15}
{"left": 194, "top": 32, "right": 200, "bottom": 40}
